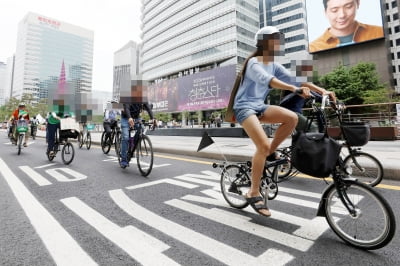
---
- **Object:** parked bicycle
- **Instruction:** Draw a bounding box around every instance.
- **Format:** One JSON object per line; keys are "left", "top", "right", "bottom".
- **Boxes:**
{"left": 212, "top": 97, "right": 396, "bottom": 250}
{"left": 272, "top": 95, "right": 383, "bottom": 187}
{"left": 101, "top": 120, "right": 120, "bottom": 154}
{"left": 115, "top": 119, "right": 154, "bottom": 176}
{"left": 47, "top": 128, "right": 76, "bottom": 165}
{"left": 79, "top": 123, "right": 92, "bottom": 150}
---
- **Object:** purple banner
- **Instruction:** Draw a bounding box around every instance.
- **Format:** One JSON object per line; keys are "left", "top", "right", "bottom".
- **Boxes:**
{"left": 148, "top": 65, "right": 236, "bottom": 113}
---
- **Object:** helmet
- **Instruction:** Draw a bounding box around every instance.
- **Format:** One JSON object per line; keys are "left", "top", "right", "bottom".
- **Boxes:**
{"left": 254, "top": 26, "right": 283, "bottom": 46}
{"left": 18, "top": 102, "right": 26, "bottom": 107}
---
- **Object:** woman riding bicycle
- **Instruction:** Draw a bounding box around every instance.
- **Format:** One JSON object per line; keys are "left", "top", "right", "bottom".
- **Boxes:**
{"left": 232, "top": 26, "right": 336, "bottom": 217}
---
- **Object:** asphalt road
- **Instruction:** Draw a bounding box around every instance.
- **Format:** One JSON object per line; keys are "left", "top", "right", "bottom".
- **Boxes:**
{"left": 1, "top": 135, "right": 399, "bottom": 266}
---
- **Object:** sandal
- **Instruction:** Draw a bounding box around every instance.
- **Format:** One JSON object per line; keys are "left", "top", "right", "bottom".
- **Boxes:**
{"left": 266, "top": 152, "right": 278, "bottom": 161}
{"left": 245, "top": 195, "right": 271, "bottom": 217}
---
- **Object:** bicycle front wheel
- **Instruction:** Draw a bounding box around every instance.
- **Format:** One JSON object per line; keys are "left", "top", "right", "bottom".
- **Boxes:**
{"left": 61, "top": 142, "right": 75, "bottom": 165}
{"left": 220, "top": 165, "right": 250, "bottom": 209}
{"left": 324, "top": 180, "right": 396, "bottom": 250}
{"left": 343, "top": 151, "right": 383, "bottom": 187}
{"left": 136, "top": 135, "right": 154, "bottom": 176}
{"left": 114, "top": 131, "right": 122, "bottom": 164}
{"left": 86, "top": 132, "right": 91, "bottom": 150}
{"left": 101, "top": 132, "right": 111, "bottom": 154}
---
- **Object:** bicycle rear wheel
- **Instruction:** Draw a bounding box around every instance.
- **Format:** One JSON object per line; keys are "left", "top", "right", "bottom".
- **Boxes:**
{"left": 17, "top": 134, "right": 23, "bottom": 155}
{"left": 79, "top": 132, "right": 84, "bottom": 148}
{"left": 101, "top": 132, "right": 111, "bottom": 154}
{"left": 86, "top": 132, "right": 91, "bottom": 150}
{"left": 136, "top": 135, "right": 154, "bottom": 176}
{"left": 61, "top": 142, "right": 75, "bottom": 165}
{"left": 343, "top": 151, "right": 383, "bottom": 187}
{"left": 324, "top": 180, "right": 396, "bottom": 249}
{"left": 220, "top": 164, "right": 250, "bottom": 209}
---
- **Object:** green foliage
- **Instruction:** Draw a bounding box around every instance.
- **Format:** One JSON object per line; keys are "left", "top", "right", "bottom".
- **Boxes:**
{"left": 318, "top": 62, "right": 392, "bottom": 109}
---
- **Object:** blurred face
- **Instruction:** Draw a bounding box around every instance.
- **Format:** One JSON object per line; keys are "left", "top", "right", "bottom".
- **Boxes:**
{"left": 257, "top": 33, "right": 285, "bottom": 63}
{"left": 325, "top": 0, "right": 359, "bottom": 36}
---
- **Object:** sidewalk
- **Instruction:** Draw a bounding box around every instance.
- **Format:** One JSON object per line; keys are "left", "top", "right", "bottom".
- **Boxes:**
{"left": 35, "top": 129, "right": 400, "bottom": 180}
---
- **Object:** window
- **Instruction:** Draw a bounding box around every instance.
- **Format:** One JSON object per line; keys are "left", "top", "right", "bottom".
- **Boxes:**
{"left": 392, "top": 1, "right": 398, "bottom": 8}
{"left": 393, "top": 13, "right": 399, "bottom": 20}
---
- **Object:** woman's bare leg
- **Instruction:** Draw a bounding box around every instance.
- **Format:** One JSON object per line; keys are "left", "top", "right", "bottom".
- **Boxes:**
{"left": 241, "top": 106, "right": 297, "bottom": 216}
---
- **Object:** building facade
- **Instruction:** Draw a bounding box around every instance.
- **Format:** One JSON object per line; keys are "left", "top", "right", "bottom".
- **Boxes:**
{"left": 141, "top": 0, "right": 259, "bottom": 82}
{"left": 386, "top": 0, "right": 400, "bottom": 93}
{"left": 113, "top": 41, "right": 141, "bottom": 101}
{"left": 259, "top": 0, "right": 309, "bottom": 67}
{"left": 13, "top": 12, "right": 94, "bottom": 103}
{"left": 0, "top": 62, "right": 7, "bottom": 106}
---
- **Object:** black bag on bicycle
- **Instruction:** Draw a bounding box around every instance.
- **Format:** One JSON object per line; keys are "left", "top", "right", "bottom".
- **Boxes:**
{"left": 291, "top": 131, "right": 341, "bottom": 178}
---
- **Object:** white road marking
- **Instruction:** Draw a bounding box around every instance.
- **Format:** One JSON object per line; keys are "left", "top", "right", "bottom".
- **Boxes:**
{"left": 166, "top": 199, "right": 314, "bottom": 252}
{"left": 45, "top": 168, "right": 87, "bottom": 182}
{"left": 126, "top": 178, "right": 198, "bottom": 190}
{"left": 34, "top": 163, "right": 57, "bottom": 169}
{"left": 0, "top": 158, "right": 96, "bottom": 266}
{"left": 110, "top": 189, "right": 294, "bottom": 266}
{"left": 19, "top": 166, "right": 52, "bottom": 186}
{"left": 61, "top": 197, "right": 179, "bottom": 266}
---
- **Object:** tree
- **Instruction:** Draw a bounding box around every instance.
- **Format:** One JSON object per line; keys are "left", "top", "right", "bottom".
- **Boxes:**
{"left": 318, "top": 62, "right": 391, "bottom": 109}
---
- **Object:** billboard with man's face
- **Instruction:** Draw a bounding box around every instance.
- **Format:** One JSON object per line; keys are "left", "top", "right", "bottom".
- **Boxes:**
{"left": 306, "top": 0, "right": 385, "bottom": 53}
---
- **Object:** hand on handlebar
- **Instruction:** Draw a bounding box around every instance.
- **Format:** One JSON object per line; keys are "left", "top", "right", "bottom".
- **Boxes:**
{"left": 295, "top": 87, "right": 312, "bottom": 98}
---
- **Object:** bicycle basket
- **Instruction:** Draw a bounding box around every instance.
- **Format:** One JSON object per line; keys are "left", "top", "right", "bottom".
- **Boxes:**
{"left": 341, "top": 121, "right": 370, "bottom": 146}
{"left": 60, "top": 129, "right": 79, "bottom": 139}
{"left": 16, "top": 120, "right": 28, "bottom": 133}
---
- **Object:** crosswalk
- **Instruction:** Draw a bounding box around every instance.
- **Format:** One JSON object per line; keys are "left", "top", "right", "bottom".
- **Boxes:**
{"left": 0, "top": 158, "right": 333, "bottom": 265}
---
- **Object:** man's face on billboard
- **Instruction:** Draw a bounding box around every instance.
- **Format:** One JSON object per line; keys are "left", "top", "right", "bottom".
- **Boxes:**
{"left": 325, "top": 0, "right": 359, "bottom": 36}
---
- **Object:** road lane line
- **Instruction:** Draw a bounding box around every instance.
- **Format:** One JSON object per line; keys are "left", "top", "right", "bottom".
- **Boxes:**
{"left": 110, "top": 189, "right": 294, "bottom": 266}
{"left": 34, "top": 163, "right": 57, "bottom": 169}
{"left": 61, "top": 197, "right": 179, "bottom": 266}
{"left": 166, "top": 198, "right": 314, "bottom": 252}
{"left": 0, "top": 158, "right": 97, "bottom": 266}
{"left": 126, "top": 178, "right": 198, "bottom": 190}
{"left": 20, "top": 166, "right": 52, "bottom": 186}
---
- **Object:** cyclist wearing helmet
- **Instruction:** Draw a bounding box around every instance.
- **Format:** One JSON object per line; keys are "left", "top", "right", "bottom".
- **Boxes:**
{"left": 232, "top": 26, "right": 334, "bottom": 217}
{"left": 10, "top": 103, "right": 30, "bottom": 146}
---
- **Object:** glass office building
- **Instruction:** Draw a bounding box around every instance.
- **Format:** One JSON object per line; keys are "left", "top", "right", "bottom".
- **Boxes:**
{"left": 259, "top": 0, "right": 309, "bottom": 67}
{"left": 13, "top": 12, "right": 94, "bottom": 102}
{"left": 141, "top": 0, "right": 260, "bottom": 82}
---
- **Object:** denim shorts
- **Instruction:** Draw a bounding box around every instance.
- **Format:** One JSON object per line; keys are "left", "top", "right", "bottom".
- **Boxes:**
{"left": 234, "top": 105, "right": 268, "bottom": 124}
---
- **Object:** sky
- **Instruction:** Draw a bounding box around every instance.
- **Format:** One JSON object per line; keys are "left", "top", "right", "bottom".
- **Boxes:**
{"left": 305, "top": 0, "right": 385, "bottom": 42}
{"left": 0, "top": 0, "right": 142, "bottom": 93}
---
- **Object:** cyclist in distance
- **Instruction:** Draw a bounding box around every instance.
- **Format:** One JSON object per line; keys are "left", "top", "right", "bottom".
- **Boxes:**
{"left": 103, "top": 102, "right": 120, "bottom": 138}
{"left": 120, "top": 101, "right": 154, "bottom": 168}
{"left": 10, "top": 103, "right": 30, "bottom": 147}
{"left": 232, "top": 26, "right": 336, "bottom": 217}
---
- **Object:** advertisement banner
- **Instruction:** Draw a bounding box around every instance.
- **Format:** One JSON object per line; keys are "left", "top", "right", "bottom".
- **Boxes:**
{"left": 148, "top": 65, "right": 236, "bottom": 113}
{"left": 306, "top": 0, "right": 384, "bottom": 53}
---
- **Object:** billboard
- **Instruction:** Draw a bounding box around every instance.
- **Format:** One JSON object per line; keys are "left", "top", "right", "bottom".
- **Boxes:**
{"left": 306, "top": 0, "right": 384, "bottom": 53}
{"left": 148, "top": 65, "right": 236, "bottom": 113}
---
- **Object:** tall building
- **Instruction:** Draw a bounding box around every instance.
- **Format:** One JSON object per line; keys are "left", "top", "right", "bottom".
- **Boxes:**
{"left": 0, "top": 62, "right": 7, "bottom": 106}
{"left": 140, "top": 0, "right": 259, "bottom": 115}
{"left": 12, "top": 12, "right": 94, "bottom": 103}
{"left": 259, "top": 0, "right": 309, "bottom": 67}
{"left": 386, "top": 0, "right": 400, "bottom": 93}
{"left": 141, "top": 0, "right": 259, "bottom": 81}
{"left": 113, "top": 41, "right": 141, "bottom": 101}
